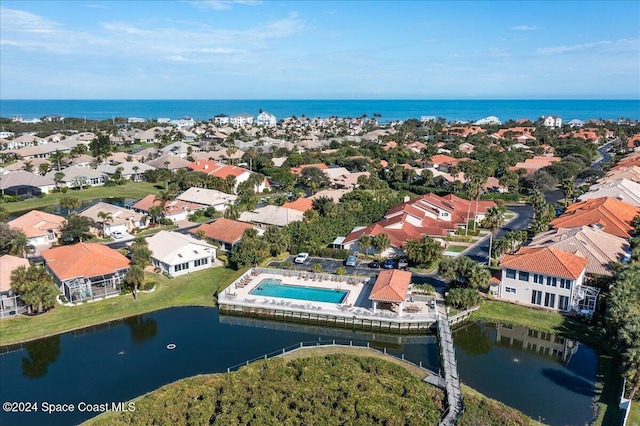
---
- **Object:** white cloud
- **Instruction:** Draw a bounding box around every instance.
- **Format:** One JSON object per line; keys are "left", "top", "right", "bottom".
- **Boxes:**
{"left": 511, "top": 25, "right": 540, "bottom": 31}
{"left": 187, "top": 0, "right": 261, "bottom": 10}
{"left": 536, "top": 40, "right": 612, "bottom": 55}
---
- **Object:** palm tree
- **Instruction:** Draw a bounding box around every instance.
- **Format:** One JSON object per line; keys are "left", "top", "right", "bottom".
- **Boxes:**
{"left": 38, "top": 162, "right": 51, "bottom": 176}
{"left": 59, "top": 195, "right": 81, "bottom": 212}
{"left": 244, "top": 147, "right": 257, "bottom": 171}
{"left": 148, "top": 205, "right": 163, "bottom": 225}
{"left": 358, "top": 234, "right": 373, "bottom": 256}
{"left": 49, "top": 150, "right": 66, "bottom": 171}
{"left": 481, "top": 206, "right": 506, "bottom": 263}
{"left": 226, "top": 146, "right": 238, "bottom": 165}
{"left": 10, "top": 230, "right": 28, "bottom": 258}
{"left": 22, "top": 160, "right": 34, "bottom": 173}
{"left": 53, "top": 172, "right": 65, "bottom": 190}
{"left": 132, "top": 165, "right": 140, "bottom": 182}
{"left": 154, "top": 190, "right": 173, "bottom": 212}
{"left": 465, "top": 179, "right": 480, "bottom": 235}
{"left": 405, "top": 235, "right": 443, "bottom": 267}
{"left": 124, "top": 265, "right": 145, "bottom": 300}
{"left": 372, "top": 233, "right": 391, "bottom": 255}
{"left": 224, "top": 204, "right": 240, "bottom": 220}
{"left": 97, "top": 211, "right": 113, "bottom": 237}
{"left": 561, "top": 178, "right": 576, "bottom": 207}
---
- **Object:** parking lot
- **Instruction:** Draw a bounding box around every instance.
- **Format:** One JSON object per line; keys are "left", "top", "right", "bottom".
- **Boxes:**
{"left": 269, "top": 255, "right": 382, "bottom": 277}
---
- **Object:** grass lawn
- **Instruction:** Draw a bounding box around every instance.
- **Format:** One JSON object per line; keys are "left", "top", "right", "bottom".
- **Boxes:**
{"left": 446, "top": 245, "right": 467, "bottom": 253}
{"left": 0, "top": 266, "right": 243, "bottom": 346}
{"left": 2, "top": 181, "right": 164, "bottom": 213}
{"left": 628, "top": 403, "right": 640, "bottom": 426}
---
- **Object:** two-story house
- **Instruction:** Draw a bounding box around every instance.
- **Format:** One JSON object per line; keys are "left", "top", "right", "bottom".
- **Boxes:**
{"left": 498, "top": 247, "right": 599, "bottom": 317}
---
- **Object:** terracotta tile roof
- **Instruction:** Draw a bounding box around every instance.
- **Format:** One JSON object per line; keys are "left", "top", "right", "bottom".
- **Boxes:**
{"left": 42, "top": 243, "right": 131, "bottom": 281}
{"left": 131, "top": 194, "right": 203, "bottom": 216}
{"left": 188, "top": 159, "right": 249, "bottom": 178}
{"left": 289, "top": 163, "right": 329, "bottom": 175}
{"left": 8, "top": 210, "right": 66, "bottom": 238}
{"left": 282, "top": 197, "right": 314, "bottom": 212}
{"left": 0, "top": 255, "right": 30, "bottom": 292}
{"left": 369, "top": 269, "right": 412, "bottom": 302}
{"left": 500, "top": 247, "right": 587, "bottom": 279}
{"left": 550, "top": 197, "right": 640, "bottom": 238}
{"left": 190, "top": 218, "right": 253, "bottom": 244}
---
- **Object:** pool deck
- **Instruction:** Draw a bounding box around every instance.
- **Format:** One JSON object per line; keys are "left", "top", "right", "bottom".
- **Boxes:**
{"left": 218, "top": 268, "right": 438, "bottom": 332}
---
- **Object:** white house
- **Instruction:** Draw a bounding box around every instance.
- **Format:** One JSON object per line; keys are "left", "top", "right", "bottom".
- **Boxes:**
{"left": 498, "top": 247, "right": 599, "bottom": 317}
{"left": 145, "top": 231, "right": 217, "bottom": 277}
{"left": 45, "top": 166, "right": 107, "bottom": 188}
{"left": 230, "top": 113, "right": 254, "bottom": 127}
{"left": 257, "top": 111, "right": 277, "bottom": 127}
{"left": 79, "top": 202, "right": 148, "bottom": 236}
{"left": 176, "top": 187, "right": 238, "bottom": 211}
{"left": 474, "top": 116, "right": 501, "bottom": 125}
{"left": 212, "top": 114, "right": 230, "bottom": 125}
{"left": 542, "top": 116, "right": 562, "bottom": 128}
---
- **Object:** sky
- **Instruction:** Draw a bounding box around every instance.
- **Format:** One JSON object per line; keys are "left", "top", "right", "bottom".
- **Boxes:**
{"left": 1, "top": 1, "right": 639, "bottom": 99}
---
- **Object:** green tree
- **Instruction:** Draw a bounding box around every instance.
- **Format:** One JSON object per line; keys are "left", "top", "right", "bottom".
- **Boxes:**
{"left": 97, "top": 211, "right": 113, "bottom": 237}
{"left": 0, "top": 206, "right": 8, "bottom": 223}
{"left": 405, "top": 236, "right": 444, "bottom": 267}
{"left": 224, "top": 204, "right": 240, "bottom": 220}
{"left": 49, "top": 150, "right": 66, "bottom": 172}
{"left": 38, "top": 162, "right": 51, "bottom": 176}
{"left": 53, "top": 171, "right": 65, "bottom": 189}
{"left": 263, "top": 225, "right": 290, "bottom": 256}
{"left": 312, "top": 196, "right": 335, "bottom": 218}
{"left": 561, "top": 178, "right": 576, "bottom": 207}
{"left": 311, "top": 263, "right": 323, "bottom": 273}
{"left": 358, "top": 234, "right": 373, "bottom": 256}
{"left": 371, "top": 233, "right": 391, "bottom": 254}
{"left": 481, "top": 206, "right": 506, "bottom": 262}
{"left": 446, "top": 287, "right": 482, "bottom": 309}
{"left": 298, "top": 167, "right": 330, "bottom": 193}
{"left": 22, "top": 160, "right": 34, "bottom": 173}
{"left": 124, "top": 265, "right": 145, "bottom": 300}
{"left": 60, "top": 213, "right": 94, "bottom": 243}
{"left": 154, "top": 190, "right": 174, "bottom": 212}
{"left": 131, "top": 236, "right": 152, "bottom": 268}
{"left": 439, "top": 256, "right": 490, "bottom": 289}
{"left": 90, "top": 133, "right": 113, "bottom": 160}
{"left": 59, "top": 195, "right": 81, "bottom": 212}
{"left": 10, "top": 265, "right": 59, "bottom": 314}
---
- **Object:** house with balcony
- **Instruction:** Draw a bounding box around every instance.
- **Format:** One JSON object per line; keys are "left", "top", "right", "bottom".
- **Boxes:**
{"left": 498, "top": 247, "right": 599, "bottom": 317}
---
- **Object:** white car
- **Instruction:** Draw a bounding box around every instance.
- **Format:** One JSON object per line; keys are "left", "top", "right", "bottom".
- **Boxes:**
{"left": 111, "top": 231, "right": 124, "bottom": 239}
{"left": 294, "top": 252, "right": 309, "bottom": 263}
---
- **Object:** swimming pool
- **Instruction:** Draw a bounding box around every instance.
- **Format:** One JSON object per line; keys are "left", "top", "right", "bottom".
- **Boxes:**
{"left": 250, "top": 278, "right": 348, "bottom": 303}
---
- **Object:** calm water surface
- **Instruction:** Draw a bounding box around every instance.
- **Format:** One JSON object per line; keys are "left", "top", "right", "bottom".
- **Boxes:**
{"left": 0, "top": 308, "right": 597, "bottom": 426}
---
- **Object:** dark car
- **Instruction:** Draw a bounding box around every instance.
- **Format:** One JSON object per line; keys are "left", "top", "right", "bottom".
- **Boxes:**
{"left": 368, "top": 260, "right": 381, "bottom": 268}
{"left": 382, "top": 258, "right": 395, "bottom": 269}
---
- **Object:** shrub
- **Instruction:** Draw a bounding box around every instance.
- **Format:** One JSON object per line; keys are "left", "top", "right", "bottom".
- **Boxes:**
{"left": 280, "top": 261, "right": 293, "bottom": 270}
{"left": 335, "top": 267, "right": 346, "bottom": 275}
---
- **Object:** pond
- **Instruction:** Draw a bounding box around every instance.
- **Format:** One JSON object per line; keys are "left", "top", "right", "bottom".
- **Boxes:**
{"left": 0, "top": 309, "right": 597, "bottom": 426}
{"left": 453, "top": 321, "right": 597, "bottom": 426}
{"left": 8, "top": 197, "right": 138, "bottom": 220}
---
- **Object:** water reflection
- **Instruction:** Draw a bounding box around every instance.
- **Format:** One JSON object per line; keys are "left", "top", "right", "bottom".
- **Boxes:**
{"left": 452, "top": 322, "right": 491, "bottom": 355}
{"left": 125, "top": 315, "right": 158, "bottom": 343}
{"left": 20, "top": 336, "right": 61, "bottom": 380}
{"left": 494, "top": 323, "right": 578, "bottom": 364}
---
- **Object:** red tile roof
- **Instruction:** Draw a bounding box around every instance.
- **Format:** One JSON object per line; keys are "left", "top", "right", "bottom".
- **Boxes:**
{"left": 190, "top": 218, "right": 253, "bottom": 244}
{"left": 289, "top": 163, "right": 329, "bottom": 175}
{"left": 0, "top": 254, "right": 30, "bottom": 292}
{"left": 42, "top": 243, "right": 131, "bottom": 281}
{"left": 8, "top": 210, "right": 66, "bottom": 238}
{"left": 500, "top": 247, "right": 588, "bottom": 279}
{"left": 131, "top": 194, "right": 203, "bottom": 216}
{"left": 282, "top": 197, "right": 314, "bottom": 212}
{"left": 189, "top": 159, "right": 249, "bottom": 178}
{"left": 369, "top": 269, "right": 412, "bottom": 302}
{"left": 550, "top": 197, "right": 640, "bottom": 238}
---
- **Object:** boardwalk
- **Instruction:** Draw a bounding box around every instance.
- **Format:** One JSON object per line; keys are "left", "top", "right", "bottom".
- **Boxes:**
{"left": 437, "top": 303, "right": 464, "bottom": 425}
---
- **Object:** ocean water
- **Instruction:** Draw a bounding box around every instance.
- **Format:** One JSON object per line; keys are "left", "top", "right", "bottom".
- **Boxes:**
{"left": 1, "top": 99, "right": 638, "bottom": 123}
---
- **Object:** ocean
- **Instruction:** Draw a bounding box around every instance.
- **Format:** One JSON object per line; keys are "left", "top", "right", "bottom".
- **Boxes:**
{"left": 0, "top": 99, "right": 638, "bottom": 123}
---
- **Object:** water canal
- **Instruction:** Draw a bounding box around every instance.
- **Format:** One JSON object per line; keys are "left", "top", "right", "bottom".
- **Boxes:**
{"left": 0, "top": 307, "right": 596, "bottom": 425}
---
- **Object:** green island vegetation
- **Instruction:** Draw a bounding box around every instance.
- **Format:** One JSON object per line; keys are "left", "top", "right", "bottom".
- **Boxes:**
{"left": 0, "top": 267, "right": 241, "bottom": 346}
{"left": 85, "top": 352, "right": 536, "bottom": 426}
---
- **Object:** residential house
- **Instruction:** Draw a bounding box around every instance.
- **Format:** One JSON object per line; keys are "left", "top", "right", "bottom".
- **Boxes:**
{"left": 190, "top": 218, "right": 258, "bottom": 251}
{"left": 230, "top": 113, "right": 254, "bottom": 127}
{"left": 528, "top": 225, "right": 632, "bottom": 276}
{"left": 0, "top": 171, "right": 57, "bottom": 196}
{"left": 145, "top": 154, "right": 192, "bottom": 171}
{"left": 96, "top": 161, "right": 156, "bottom": 181}
{"left": 550, "top": 197, "right": 640, "bottom": 238}
{"left": 0, "top": 255, "right": 30, "bottom": 317}
{"left": 342, "top": 193, "right": 496, "bottom": 254}
{"left": 212, "top": 113, "right": 230, "bottom": 125}
{"left": 257, "top": 111, "right": 277, "bottom": 127}
{"left": 282, "top": 197, "right": 314, "bottom": 212}
{"left": 131, "top": 194, "right": 205, "bottom": 223}
{"left": 79, "top": 202, "right": 148, "bottom": 236}
{"left": 145, "top": 231, "right": 217, "bottom": 277}
{"left": 599, "top": 165, "right": 640, "bottom": 184}
{"left": 578, "top": 179, "right": 640, "bottom": 207}
{"left": 239, "top": 205, "right": 304, "bottom": 228}
{"left": 188, "top": 160, "right": 268, "bottom": 192}
{"left": 176, "top": 187, "right": 239, "bottom": 211}
{"left": 289, "top": 163, "right": 329, "bottom": 175}
{"left": 8, "top": 210, "right": 66, "bottom": 247}
{"left": 423, "top": 155, "right": 468, "bottom": 172}
{"left": 42, "top": 243, "right": 131, "bottom": 302}
{"left": 474, "top": 116, "right": 501, "bottom": 125}
{"left": 498, "top": 247, "right": 599, "bottom": 317}
{"left": 509, "top": 156, "right": 561, "bottom": 175}
{"left": 542, "top": 116, "right": 562, "bottom": 128}
{"left": 45, "top": 166, "right": 107, "bottom": 188}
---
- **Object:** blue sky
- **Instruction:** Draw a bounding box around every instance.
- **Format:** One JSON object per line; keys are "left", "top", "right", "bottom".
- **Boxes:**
{"left": 1, "top": 1, "right": 638, "bottom": 99}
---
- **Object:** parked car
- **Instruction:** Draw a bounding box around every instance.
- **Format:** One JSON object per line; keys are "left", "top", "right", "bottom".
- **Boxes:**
{"left": 294, "top": 252, "right": 309, "bottom": 264}
{"left": 382, "top": 258, "right": 395, "bottom": 269}
{"left": 345, "top": 255, "right": 357, "bottom": 267}
{"left": 368, "top": 260, "right": 381, "bottom": 268}
{"left": 398, "top": 258, "right": 409, "bottom": 270}
{"left": 111, "top": 231, "right": 124, "bottom": 239}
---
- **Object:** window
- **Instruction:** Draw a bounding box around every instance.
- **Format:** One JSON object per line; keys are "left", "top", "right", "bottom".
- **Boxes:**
{"left": 533, "top": 274, "right": 544, "bottom": 284}
{"left": 194, "top": 258, "right": 208, "bottom": 267}
{"left": 174, "top": 262, "right": 190, "bottom": 272}
{"left": 505, "top": 269, "right": 516, "bottom": 279}
{"left": 531, "top": 290, "right": 542, "bottom": 305}
{"left": 546, "top": 276, "right": 557, "bottom": 287}
{"left": 560, "top": 279, "right": 572, "bottom": 290}
{"left": 518, "top": 271, "right": 529, "bottom": 281}
{"left": 544, "top": 292, "right": 556, "bottom": 308}
{"left": 558, "top": 295, "right": 569, "bottom": 311}
{"left": 505, "top": 287, "right": 517, "bottom": 294}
